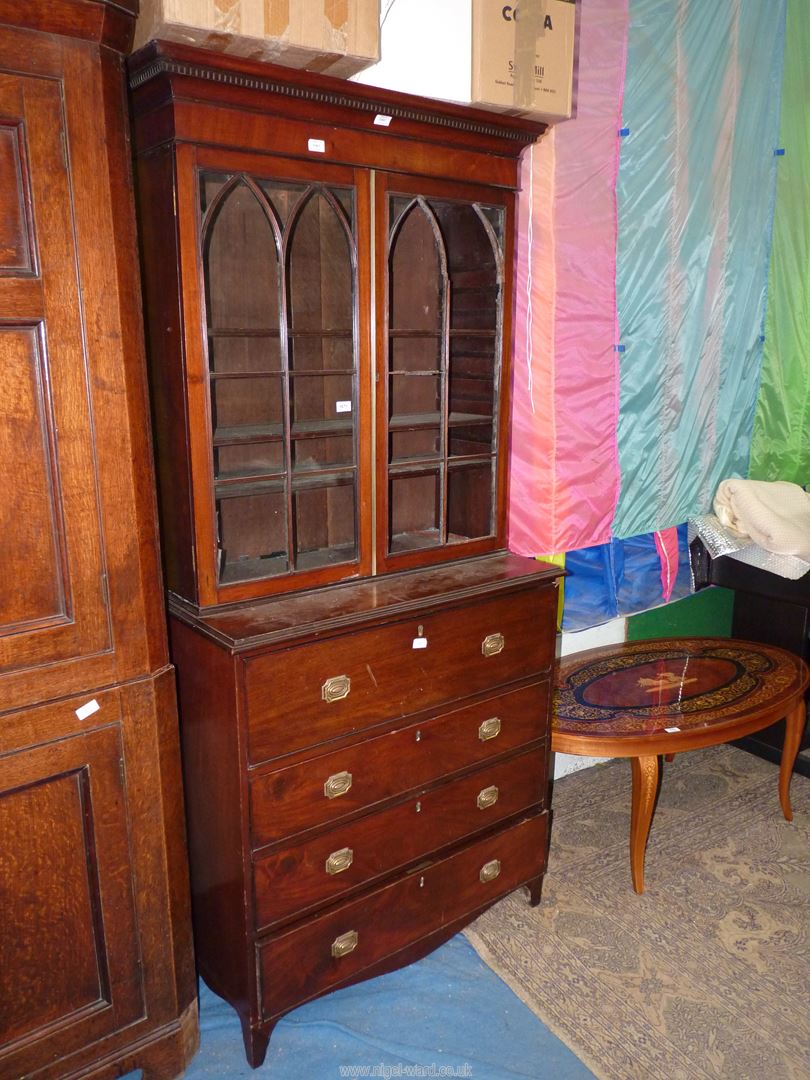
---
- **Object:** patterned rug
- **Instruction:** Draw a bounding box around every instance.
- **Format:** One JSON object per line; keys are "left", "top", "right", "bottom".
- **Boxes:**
{"left": 464, "top": 745, "right": 810, "bottom": 1080}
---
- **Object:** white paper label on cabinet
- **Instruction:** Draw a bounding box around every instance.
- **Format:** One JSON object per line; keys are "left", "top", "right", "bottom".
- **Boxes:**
{"left": 76, "top": 698, "right": 100, "bottom": 721}
{"left": 412, "top": 624, "right": 428, "bottom": 649}
{"left": 336, "top": 400, "right": 352, "bottom": 413}
{"left": 307, "top": 138, "right": 326, "bottom": 153}
{"left": 374, "top": 114, "right": 393, "bottom": 127}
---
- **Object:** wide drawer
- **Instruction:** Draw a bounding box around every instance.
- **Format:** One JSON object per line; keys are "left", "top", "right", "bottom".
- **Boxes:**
{"left": 256, "top": 812, "right": 547, "bottom": 1021}
{"left": 250, "top": 680, "right": 549, "bottom": 846}
{"left": 253, "top": 747, "right": 547, "bottom": 929}
{"left": 244, "top": 585, "right": 556, "bottom": 764}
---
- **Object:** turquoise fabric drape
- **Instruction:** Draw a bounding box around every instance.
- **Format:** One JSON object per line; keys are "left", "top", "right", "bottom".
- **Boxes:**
{"left": 612, "top": 0, "right": 786, "bottom": 538}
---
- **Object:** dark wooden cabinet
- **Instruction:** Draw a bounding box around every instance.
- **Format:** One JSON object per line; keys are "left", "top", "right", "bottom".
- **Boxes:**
{"left": 129, "top": 39, "right": 559, "bottom": 1069}
{"left": 691, "top": 539, "right": 810, "bottom": 773}
{"left": 0, "top": 6, "right": 196, "bottom": 1079}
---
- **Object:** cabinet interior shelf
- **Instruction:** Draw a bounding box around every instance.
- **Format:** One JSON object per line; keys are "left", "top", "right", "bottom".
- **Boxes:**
{"left": 213, "top": 419, "right": 355, "bottom": 445}
{"left": 210, "top": 370, "right": 355, "bottom": 379}
{"left": 219, "top": 543, "right": 358, "bottom": 584}
{"left": 388, "top": 453, "right": 492, "bottom": 476}
{"left": 388, "top": 329, "right": 497, "bottom": 339}
{"left": 388, "top": 412, "right": 492, "bottom": 431}
{"left": 215, "top": 467, "right": 355, "bottom": 500}
{"left": 208, "top": 328, "right": 352, "bottom": 338}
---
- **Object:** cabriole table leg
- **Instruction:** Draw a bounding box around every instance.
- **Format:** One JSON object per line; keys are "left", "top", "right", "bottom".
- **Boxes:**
{"left": 779, "top": 701, "right": 807, "bottom": 821}
{"left": 630, "top": 755, "right": 660, "bottom": 894}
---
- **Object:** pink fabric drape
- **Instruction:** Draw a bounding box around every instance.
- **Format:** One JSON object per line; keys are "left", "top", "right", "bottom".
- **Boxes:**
{"left": 507, "top": 0, "right": 629, "bottom": 555}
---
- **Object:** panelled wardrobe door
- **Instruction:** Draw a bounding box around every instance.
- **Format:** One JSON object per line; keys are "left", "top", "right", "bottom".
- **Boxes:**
{"left": 0, "top": 65, "right": 113, "bottom": 708}
{"left": 0, "top": 6, "right": 196, "bottom": 1080}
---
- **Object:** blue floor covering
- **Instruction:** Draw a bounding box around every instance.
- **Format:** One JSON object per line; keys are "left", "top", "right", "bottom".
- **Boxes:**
{"left": 167, "top": 935, "right": 594, "bottom": 1080}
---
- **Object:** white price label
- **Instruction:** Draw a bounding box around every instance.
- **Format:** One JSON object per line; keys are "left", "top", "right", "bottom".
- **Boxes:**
{"left": 76, "top": 699, "right": 101, "bottom": 721}
{"left": 412, "top": 637, "right": 428, "bottom": 650}
{"left": 374, "top": 114, "right": 393, "bottom": 127}
{"left": 307, "top": 138, "right": 326, "bottom": 153}
{"left": 664, "top": 726, "right": 681, "bottom": 733}
{"left": 336, "top": 400, "right": 352, "bottom": 413}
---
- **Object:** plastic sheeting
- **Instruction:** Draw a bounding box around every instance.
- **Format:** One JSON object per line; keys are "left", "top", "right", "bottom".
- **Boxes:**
{"left": 507, "top": 0, "right": 628, "bottom": 556}
{"left": 749, "top": 0, "right": 810, "bottom": 485}
{"left": 612, "top": 0, "right": 786, "bottom": 538}
{"left": 561, "top": 524, "right": 691, "bottom": 631}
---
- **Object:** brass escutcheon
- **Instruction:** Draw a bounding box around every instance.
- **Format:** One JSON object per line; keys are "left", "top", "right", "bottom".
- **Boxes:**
{"left": 325, "top": 847, "right": 354, "bottom": 875}
{"left": 331, "top": 930, "right": 358, "bottom": 958}
{"left": 481, "top": 633, "right": 505, "bottom": 658}
{"left": 479, "top": 858, "right": 502, "bottom": 883}
{"left": 478, "top": 716, "right": 502, "bottom": 741}
{"left": 476, "top": 785, "right": 499, "bottom": 810}
{"left": 323, "top": 770, "right": 353, "bottom": 799}
{"left": 322, "top": 674, "right": 351, "bottom": 703}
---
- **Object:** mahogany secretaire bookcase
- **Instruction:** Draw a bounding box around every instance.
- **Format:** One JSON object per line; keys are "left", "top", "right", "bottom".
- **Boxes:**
{"left": 129, "top": 39, "right": 561, "bottom": 1068}
{"left": 0, "top": 5, "right": 196, "bottom": 1079}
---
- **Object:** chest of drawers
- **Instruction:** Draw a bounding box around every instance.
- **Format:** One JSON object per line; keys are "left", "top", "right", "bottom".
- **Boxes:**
{"left": 170, "top": 553, "right": 559, "bottom": 1066}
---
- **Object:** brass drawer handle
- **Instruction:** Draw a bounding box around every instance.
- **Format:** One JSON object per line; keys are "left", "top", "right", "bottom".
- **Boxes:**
{"left": 479, "top": 858, "right": 502, "bottom": 883}
{"left": 331, "top": 930, "right": 358, "bottom": 958}
{"left": 325, "top": 847, "right": 354, "bottom": 875}
{"left": 481, "top": 633, "right": 504, "bottom": 658}
{"left": 478, "top": 716, "right": 501, "bottom": 741}
{"left": 324, "top": 770, "right": 353, "bottom": 799}
{"left": 322, "top": 674, "right": 351, "bottom": 702}
{"left": 476, "top": 785, "right": 499, "bottom": 810}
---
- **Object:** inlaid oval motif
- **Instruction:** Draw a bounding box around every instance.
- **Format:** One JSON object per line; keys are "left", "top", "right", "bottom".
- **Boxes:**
{"left": 579, "top": 657, "right": 741, "bottom": 710}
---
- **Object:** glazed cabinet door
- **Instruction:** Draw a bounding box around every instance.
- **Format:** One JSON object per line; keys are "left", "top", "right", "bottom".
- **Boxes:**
{"left": 171, "top": 146, "right": 372, "bottom": 606}
{"left": 0, "top": 69, "right": 112, "bottom": 706}
{"left": 375, "top": 173, "right": 515, "bottom": 573}
{"left": 0, "top": 725, "right": 143, "bottom": 1077}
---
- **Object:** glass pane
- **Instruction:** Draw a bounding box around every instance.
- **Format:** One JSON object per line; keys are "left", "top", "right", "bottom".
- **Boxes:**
{"left": 293, "top": 435, "right": 354, "bottom": 473}
{"left": 389, "top": 471, "right": 441, "bottom": 553}
{"left": 256, "top": 178, "right": 308, "bottom": 227}
{"left": 389, "top": 202, "right": 444, "bottom": 331}
{"left": 291, "top": 373, "right": 353, "bottom": 424}
{"left": 429, "top": 200, "right": 501, "bottom": 334}
{"left": 211, "top": 376, "right": 283, "bottom": 433}
{"left": 294, "top": 482, "right": 357, "bottom": 570}
{"left": 448, "top": 423, "right": 493, "bottom": 458}
{"left": 390, "top": 429, "right": 441, "bottom": 465}
{"left": 208, "top": 335, "right": 281, "bottom": 375}
{"left": 288, "top": 192, "right": 353, "bottom": 333}
{"left": 215, "top": 443, "right": 284, "bottom": 482}
{"left": 390, "top": 373, "right": 440, "bottom": 420}
{"left": 449, "top": 365, "right": 494, "bottom": 417}
{"left": 203, "top": 179, "right": 279, "bottom": 332}
{"left": 289, "top": 334, "right": 353, "bottom": 373}
{"left": 447, "top": 463, "right": 494, "bottom": 541}
{"left": 216, "top": 444, "right": 285, "bottom": 483}
{"left": 478, "top": 204, "right": 505, "bottom": 247}
{"left": 218, "top": 490, "right": 288, "bottom": 583}
{"left": 200, "top": 171, "right": 229, "bottom": 214}
{"left": 389, "top": 336, "right": 440, "bottom": 374}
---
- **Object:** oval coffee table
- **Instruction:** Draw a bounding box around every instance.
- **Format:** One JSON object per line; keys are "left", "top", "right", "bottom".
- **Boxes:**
{"left": 553, "top": 637, "right": 809, "bottom": 893}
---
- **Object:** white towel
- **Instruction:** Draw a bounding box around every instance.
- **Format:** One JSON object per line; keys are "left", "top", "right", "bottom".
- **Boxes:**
{"left": 713, "top": 479, "right": 810, "bottom": 561}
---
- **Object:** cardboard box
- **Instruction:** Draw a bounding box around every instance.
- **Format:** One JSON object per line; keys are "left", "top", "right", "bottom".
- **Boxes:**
{"left": 352, "top": 0, "right": 574, "bottom": 125}
{"left": 134, "top": 0, "right": 380, "bottom": 79}
{"left": 471, "top": 0, "right": 575, "bottom": 121}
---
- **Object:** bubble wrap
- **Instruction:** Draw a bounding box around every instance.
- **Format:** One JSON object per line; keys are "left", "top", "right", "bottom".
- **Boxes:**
{"left": 689, "top": 515, "right": 810, "bottom": 581}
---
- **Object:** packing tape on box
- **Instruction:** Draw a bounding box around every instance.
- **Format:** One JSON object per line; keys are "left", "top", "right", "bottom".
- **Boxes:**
{"left": 206, "top": 0, "right": 352, "bottom": 49}
{"left": 514, "top": 2, "right": 547, "bottom": 109}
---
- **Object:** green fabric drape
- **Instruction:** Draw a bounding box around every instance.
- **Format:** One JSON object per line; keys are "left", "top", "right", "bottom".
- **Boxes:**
{"left": 749, "top": 0, "right": 810, "bottom": 484}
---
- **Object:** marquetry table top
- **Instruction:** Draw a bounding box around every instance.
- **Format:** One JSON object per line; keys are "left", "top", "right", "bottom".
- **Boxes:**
{"left": 553, "top": 637, "right": 809, "bottom": 755}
